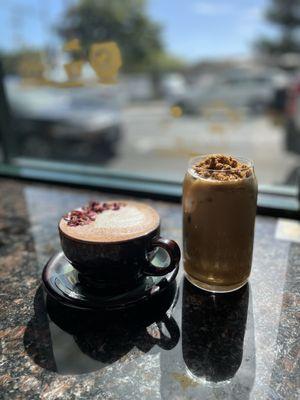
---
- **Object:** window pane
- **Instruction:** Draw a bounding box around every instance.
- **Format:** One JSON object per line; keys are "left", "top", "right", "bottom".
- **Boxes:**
{"left": 1, "top": 0, "right": 299, "bottom": 185}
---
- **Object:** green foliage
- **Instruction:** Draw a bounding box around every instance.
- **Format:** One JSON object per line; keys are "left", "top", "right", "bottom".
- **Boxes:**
{"left": 256, "top": 0, "right": 300, "bottom": 55}
{"left": 56, "top": 0, "right": 167, "bottom": 72}
{"left": 151, "top": 52, "right": 185, "bottom": 72}
{"left": 257, "top": 37, "right": 300, "bottom": 55}
{"left": 266, "top": 0, "right": 300, "bottom": 28}
{"left": 0, "top": 50, "right": 44, "bottom": 76}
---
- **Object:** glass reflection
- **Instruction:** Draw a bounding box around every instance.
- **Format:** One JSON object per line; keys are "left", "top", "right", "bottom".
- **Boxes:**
{"left": 182, "top": 279, "right": 250, "bottom": 383}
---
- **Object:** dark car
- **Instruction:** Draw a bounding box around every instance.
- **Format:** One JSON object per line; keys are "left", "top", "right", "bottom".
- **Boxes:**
{"left": 285, "top": 76, "right": 300, "bottom": 154}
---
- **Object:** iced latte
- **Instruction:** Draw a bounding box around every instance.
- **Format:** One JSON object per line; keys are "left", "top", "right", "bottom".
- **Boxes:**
{"left": 183, "top": 154, "right": 257, "bottom": 292}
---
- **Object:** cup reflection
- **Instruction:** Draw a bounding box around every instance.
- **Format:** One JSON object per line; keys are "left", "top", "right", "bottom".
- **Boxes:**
{"left": 182, "top": 278, "right": 249, "bottom": 383}
{"left": 42, "top": 281, "right": 179, "bottom": 374}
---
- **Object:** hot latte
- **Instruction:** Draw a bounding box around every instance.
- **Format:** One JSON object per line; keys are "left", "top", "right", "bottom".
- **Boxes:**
{"left": 59, "top": 200, "right": 160, "bottom": 243}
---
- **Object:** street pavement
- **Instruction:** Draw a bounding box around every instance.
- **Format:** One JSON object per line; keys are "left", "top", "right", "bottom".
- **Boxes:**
{"left": 108, "top": 102, "right": 300, "bottom": 185}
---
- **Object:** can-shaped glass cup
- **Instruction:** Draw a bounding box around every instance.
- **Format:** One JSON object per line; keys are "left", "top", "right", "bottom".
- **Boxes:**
{"left": 183, "top": 155, "right": 258, "bottom": 293}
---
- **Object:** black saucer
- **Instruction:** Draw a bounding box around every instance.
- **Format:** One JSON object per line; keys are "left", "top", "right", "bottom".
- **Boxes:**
{"left": 42, "top": 252, "right": 179, "bottom": 311}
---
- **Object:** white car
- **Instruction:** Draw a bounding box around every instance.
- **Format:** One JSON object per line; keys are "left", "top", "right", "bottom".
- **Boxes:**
{"left": 171, "top": 69, "right": 286, "bottom": 115}
{"left": 5, "top": 78, "right": 122, "bottom": 162}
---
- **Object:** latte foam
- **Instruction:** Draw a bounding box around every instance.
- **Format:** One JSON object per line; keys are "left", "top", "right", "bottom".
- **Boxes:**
{"left": 59, "top": 200, "right": 160, "bottom": 242}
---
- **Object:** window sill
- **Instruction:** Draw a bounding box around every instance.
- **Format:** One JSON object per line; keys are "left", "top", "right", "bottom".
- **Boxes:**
{"left": 0, "top": 158, "right": 299, "bottom": 219}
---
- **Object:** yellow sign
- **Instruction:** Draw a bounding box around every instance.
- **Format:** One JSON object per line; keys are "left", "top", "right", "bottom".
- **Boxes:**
{"left": 63, "top": 38, "right": 81, "bottom": 52}
{"left": 64, "top": 60, "right": 84, "bottom": 81}
{"left": 89, "top": 41, "right": 122, "bottom": 84}
{"left": 170, "top": 105, "right": 183, "bottom": 118}
{"left": 18, "top": 40, "right": 123, "bottom": 87}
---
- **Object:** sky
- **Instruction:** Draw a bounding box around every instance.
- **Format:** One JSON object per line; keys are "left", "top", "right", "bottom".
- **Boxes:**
{"left": 0, "top": 0, "right": 276, "bottom": 61}
{"left": 148, "top": 0, "right": 275, "bottom": 60}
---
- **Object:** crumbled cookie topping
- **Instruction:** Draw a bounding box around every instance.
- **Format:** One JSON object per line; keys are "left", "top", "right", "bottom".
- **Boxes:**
{"left": 192, "top": 154, "right": 252, "bottom": 181}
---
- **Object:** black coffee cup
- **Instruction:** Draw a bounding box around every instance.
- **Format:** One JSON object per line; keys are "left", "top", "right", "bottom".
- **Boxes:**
{"left": 59, "top": 222, "right": 181, "bottom": 292}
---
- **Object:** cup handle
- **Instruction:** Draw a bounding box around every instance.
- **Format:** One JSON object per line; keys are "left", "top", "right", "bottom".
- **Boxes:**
{"left": 144, "top": 236, "right": 181, "bottom": 276}
{"left": 148, "top": 315, "right": 180, "bottom": 350}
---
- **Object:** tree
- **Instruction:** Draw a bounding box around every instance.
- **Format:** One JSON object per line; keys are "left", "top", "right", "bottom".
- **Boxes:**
{"left": 56, "top": 0, "right": 164, "bottom": 72}
{"left": 257, "top": 0, "right": 300, "bottom": 55}
{"left": 1, "top": 50, "right": 45, "bottom": 77}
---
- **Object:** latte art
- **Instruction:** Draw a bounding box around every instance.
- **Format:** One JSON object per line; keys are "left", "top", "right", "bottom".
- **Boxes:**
{"left": 59, "top": 200, "right": 160, "bottom": 242}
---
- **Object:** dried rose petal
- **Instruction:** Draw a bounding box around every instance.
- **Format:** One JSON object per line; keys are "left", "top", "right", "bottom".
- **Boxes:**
{"left": 63, "top": 201, "right": 125, "bottom": 226}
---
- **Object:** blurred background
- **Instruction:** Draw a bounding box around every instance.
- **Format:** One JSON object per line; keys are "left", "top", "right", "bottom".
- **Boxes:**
{"left": 0, "top": 0, "right": 300, "bottom": 185}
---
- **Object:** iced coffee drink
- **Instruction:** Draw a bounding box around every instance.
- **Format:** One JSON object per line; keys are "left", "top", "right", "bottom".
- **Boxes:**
{"left": 183, "top": 154, "right": 257, "bottom": 292}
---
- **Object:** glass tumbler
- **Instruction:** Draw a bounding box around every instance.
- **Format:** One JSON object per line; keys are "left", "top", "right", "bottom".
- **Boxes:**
{"left": 183, "top": 155, "right": 258, "bottom": 293}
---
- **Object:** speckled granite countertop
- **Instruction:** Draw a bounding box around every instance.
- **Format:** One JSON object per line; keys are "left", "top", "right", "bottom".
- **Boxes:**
{"left": 0, "top": 178, "right": 299, "bottom": 400}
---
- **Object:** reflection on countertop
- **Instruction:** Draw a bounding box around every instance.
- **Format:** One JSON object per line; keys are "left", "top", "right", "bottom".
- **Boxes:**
{"left": 182, "top": 281, "right": 252, "bottom": 384}
{"left": 0, "top": 178, "right": 299, "bottom": 400}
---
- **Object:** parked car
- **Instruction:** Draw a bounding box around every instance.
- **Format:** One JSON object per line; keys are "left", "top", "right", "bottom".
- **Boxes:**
{"left": 171, "top": 69, "right": 287, "bottom": 116}
{"left": 285, "top": 75, "right": 300, "bottom": 154}
{"left": 4, "top": 77, "right": 122, "bottom": 162}
{"left": 161, "top": 73, "right": 186, "bottom": 100}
